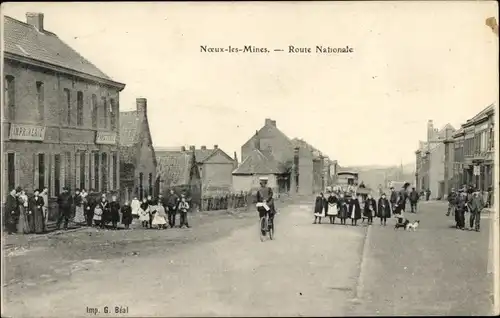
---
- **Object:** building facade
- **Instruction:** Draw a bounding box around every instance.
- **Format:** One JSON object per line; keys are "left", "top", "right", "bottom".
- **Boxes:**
{"left": 240, "top": 118, "right": 328, "bottom": 195}
{"left": 3, "top": 13, "right": 125, "bottom": 200}
{"left": 414, "top": 120, "right": 455, "bottom": 199}
{"left": 119, "top": 98, "right": 157, "bottom": 201}
{"left": 451, "top": 104, "right": 495, "bottom": 191}
{"left": 193, "top": 145, "right": 235, "bottom": 195}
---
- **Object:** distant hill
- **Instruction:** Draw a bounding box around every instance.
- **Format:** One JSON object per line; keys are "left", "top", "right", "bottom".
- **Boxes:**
{"left": 340, "top": 163, "right": 416, "bottom": 190}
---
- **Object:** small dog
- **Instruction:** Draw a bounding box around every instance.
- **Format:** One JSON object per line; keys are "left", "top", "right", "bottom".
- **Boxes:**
{"left": 394, "top": 219, "right": 409, "bottom": 230}
{"left": 406, "top": 220, "right": 420, "bottom": 231}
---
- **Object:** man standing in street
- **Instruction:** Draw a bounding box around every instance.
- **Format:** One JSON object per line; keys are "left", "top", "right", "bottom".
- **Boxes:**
{"left": 409, "top": 186, "right": 419, "bottom": 213}
{"left": 56, "top": 187, "right": 73, "bottom": 230}
{"left": 468, "top": 189, "right": 484, "bottom": 232}
{"left": 5, "top": 188, "right": 19, "bottom": 234}
{"left": 446, "top": 188, "right": 457, "bottom": 216}
{"left": 166, "top": 189, "right": 179, "bottom": 228}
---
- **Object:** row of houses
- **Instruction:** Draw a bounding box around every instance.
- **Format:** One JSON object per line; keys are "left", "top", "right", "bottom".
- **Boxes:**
{"left": 2, "top": 12, "right": 336, "bottom": 206}
{"left": 415, "top": 104, "right": 495, "bottom": 199}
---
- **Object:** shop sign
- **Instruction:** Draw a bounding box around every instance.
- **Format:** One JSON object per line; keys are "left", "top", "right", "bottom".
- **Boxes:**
{"left": 474, "top": 122, "right": 489, "bottom": 132}
{"left": 9, "top": 124, "right": 46, "bottom": 141}
{"left": 96, "top": 131, "right": 117, "bottom": 145}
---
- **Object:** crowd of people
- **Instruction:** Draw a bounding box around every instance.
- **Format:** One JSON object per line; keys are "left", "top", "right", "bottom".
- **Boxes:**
{"left": 446, "top": 185, "right": 488, "bottom": 232}
{"left": 313, "top": 182, "right": 413, "bottom": 226}
{"left": 3, "top": 186, "right": 192, "bottom": 235}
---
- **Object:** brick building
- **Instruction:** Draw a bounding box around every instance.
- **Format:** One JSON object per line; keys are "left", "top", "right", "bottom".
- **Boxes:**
{"left": 192, "top": 145, "right": 235, "bottom": 195}
{"left": 414, "top": 121, "right": 455, "bottom": 199}
{"left": 2, "top": 13, "right": 125, "bottom": 200}
{"left": 450, "top": 104, "right": 495, "bottom": 191}
{"left": 119, "top": 98, "right": 157, "bottom": 201}
{"left": 240, "top": 118, "right": 328, "bottom": 195}
{"left": 155, "top": 148, "right": 202, "bottom": 206}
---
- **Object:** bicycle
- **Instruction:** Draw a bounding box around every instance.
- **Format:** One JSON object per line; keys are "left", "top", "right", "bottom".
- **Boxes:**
{"left": 258, "top": 206, "right": 274, "bottom": 241}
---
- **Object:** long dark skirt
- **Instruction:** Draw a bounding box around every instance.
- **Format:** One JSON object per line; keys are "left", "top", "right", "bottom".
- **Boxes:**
{"left": 33, "top": 206, "right": 45, "bottom": 233}
{"left": 17, "top": 206, "right": 31, "bottom": 234}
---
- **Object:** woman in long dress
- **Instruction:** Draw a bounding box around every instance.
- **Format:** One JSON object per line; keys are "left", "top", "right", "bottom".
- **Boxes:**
{"left": 73, "top": 189, "right": 86, "bottom": 225}
{"left": 17, "top": 190, "right": 31, "bottom": 234}
{"left": 138, "top": 198, "right": 151, "bottom": 228}
{"left": 121, "top": 201, "right": 133, "bottom": 229}
{"left": 152, "top": 203, "right": 167, "bottom": 229}
{"left": 29, "top": 189, "right": 45, "bottom": 234}
{"left": 348, "top": 193, "right": 362, "bottom": 226}
{"left": 109, "top": 196, "right": 120, "bottom": 230}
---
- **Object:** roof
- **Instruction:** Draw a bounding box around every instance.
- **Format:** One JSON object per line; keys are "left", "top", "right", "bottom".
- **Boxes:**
{"left": 119, "top": 110, "right": 157, "bottom": 166}
{"left": 292, "top": 138, "right": 324, "bottom": 158}
{"left": 233, "top": 149, "right": 286, "bottom": 175}
{"left": 242, "top": 121, "right": 294, "bottom": 150}
{"left": 195, "top": 148, "right": 233, "bottom": 164}
{"left": 463, "top": 104, "right": 495, "bottom": 127}
{"left": 156, "top": 150, "right": 195, "bottom": 187}
{"left": 3, "top": 15, "right": 123, "bottom": 86}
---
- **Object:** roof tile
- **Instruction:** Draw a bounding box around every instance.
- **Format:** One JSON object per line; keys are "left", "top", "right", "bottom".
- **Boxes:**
{"left": 4, "top": 15, "right": 113, "bottom": 81}
{"left": 156, "top": 151, "right": 194, "bottom": 187}
{"left": 233, "top": 149, "right": 286, "bottom": 175}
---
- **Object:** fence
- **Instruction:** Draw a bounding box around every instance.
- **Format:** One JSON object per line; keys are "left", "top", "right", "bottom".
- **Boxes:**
{"left": 199, "top": 192, "right": 254, "bottom": 212}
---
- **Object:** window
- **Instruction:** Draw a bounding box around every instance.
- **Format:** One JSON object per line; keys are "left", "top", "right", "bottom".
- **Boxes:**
{"left": 36, "top": 81, "right": 44, "bottom": 122}
{"left": 149, "top": 172, "right": 153, "bottom": 197}
{"left": 101, "top": 153, "right": 108, "bottom": 192}
{"left": 64, "top": 89, "right": 71, "bottom": 126}
{"left": 110, "top": 99, "right": 117, "bottom": 130}
{"left": 490, "top": 127, "right": 495, "bottom": 150}
{"left": 80, "top": 152, "right": 86, "bottom": 190}
{"left": 94, "top": 153, "right": 100, "bottom": 191}
{"left": 4, "top": 75, "right": 15, "bottom": 120}
{"left": 65, "top": 152, "right": 71, "bottom": 188}
{"left": 102, "top": 97, "right": 108, "bottom": 129}
{"left": 112, "top": 153, "right": 118, "bottom": 190}
{"left": 54, "top": 154, "right": 61, "bottom": 196}
{"left": 139, "top": 172, "right": 144, "bottom": 200}
{"left": 77, "top": 91, "right": 84, "bottom": 126}
{"left": 91, "top": 94, "right": 98, "bottom": 128}
{"left": 38, "top": 153, "right": 45, "bottom": 191}
{"left": 7, "top": 153, "right": 15, "bottom": 191}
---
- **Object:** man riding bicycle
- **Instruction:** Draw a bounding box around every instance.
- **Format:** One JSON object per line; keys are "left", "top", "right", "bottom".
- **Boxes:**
{"left": 256, "top": 177, "right": 276, "bottom": 221}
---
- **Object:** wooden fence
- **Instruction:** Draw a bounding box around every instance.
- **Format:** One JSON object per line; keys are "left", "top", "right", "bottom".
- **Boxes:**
{"left": 199, "top": 192, "right": 255, "bottom": 212}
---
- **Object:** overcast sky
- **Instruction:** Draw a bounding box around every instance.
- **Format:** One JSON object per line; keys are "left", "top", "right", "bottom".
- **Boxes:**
{"left": 3, "top": 2, "right": 498, "bottom": 166}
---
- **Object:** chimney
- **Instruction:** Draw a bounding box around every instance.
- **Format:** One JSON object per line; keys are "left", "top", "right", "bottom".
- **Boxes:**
{"left": 201, "top": 145, "right": 207, "bottom": 150}
{"left": 214, "top": 145, "right": 218, "bottom": 149}
{"left": 136, "top": 98, "right": 147, "bottom": 113}
{"left": 254, "top": 130, "right": 260, "bottom": 150}
{"left": 189, "top": 145, "right": 195, "bottom": 151}
{"left": 427, "top": 120, "right": 434, "bottom": 142}
{"left": 265, "top": 118, "right": 276, "bottom": 127}
{"left": 26, "top": 12, "right": 44, "bottom": 31}
{"left": 181, "top": 146, "right": 186, "bottom": 152}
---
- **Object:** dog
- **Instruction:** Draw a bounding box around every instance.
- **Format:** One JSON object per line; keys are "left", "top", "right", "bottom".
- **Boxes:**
{"left": 394, "top": 219, "right": 409, "bottom": 230}
{"left": 406, "top": 220, "right": 420, "bottom": 231}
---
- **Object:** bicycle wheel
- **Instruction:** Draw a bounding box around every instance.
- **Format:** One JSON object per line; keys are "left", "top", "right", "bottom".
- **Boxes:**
{"left": 260, "top": 217, "right": 267, "bottom": 241}
{"left": 268, "top": 218, "right": 274, "bottom": 240}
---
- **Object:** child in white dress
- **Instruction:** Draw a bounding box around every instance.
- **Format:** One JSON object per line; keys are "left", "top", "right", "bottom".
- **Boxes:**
{"left": 152, "top": 204, "right": 167, "bottom": 229}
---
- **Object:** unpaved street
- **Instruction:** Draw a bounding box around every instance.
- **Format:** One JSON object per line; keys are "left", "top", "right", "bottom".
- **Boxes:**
{"left": 2, "top": 199, "right": 494, "bottom": 317}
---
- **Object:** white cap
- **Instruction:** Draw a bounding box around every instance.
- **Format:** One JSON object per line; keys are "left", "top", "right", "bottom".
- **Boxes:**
{"left": 259, "top": 176, "right": 269, "bottom": 181}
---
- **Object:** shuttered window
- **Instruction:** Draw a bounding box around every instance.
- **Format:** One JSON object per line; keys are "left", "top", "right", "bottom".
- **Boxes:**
{"left": 80, "top": 152, "right": 86, "bottom": 190}
{"left": 91, "top": 94, "right": 98, "bottom": 128}
{"left": 36, "top": 81, "right": 44, "bottom": 122}
{"left": 38, "top": 153, "right": 45, "bottom": 191}
{"left": 54, "top": 154, "right": 61, "bottom": 196}
{"left": 7, "top": 153, "right": 15, "bottom": 191}
{"left": 77, "top": 91, "right": 84, "bottom": 126}
{"left": 4, "top": 75, "right": 16, "bottom": 120}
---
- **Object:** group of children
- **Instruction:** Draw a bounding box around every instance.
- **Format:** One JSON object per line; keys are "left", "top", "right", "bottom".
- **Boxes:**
{"left": 314, "top": 188, "right": 393, "bottom": 226}
{"left": 131, "top": 194, "right": 191, "bottom": 229}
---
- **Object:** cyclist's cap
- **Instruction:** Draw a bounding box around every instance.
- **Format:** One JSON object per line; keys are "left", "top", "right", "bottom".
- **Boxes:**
{"left": 259, "top": 177, "right": 269, "bottom": 181}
